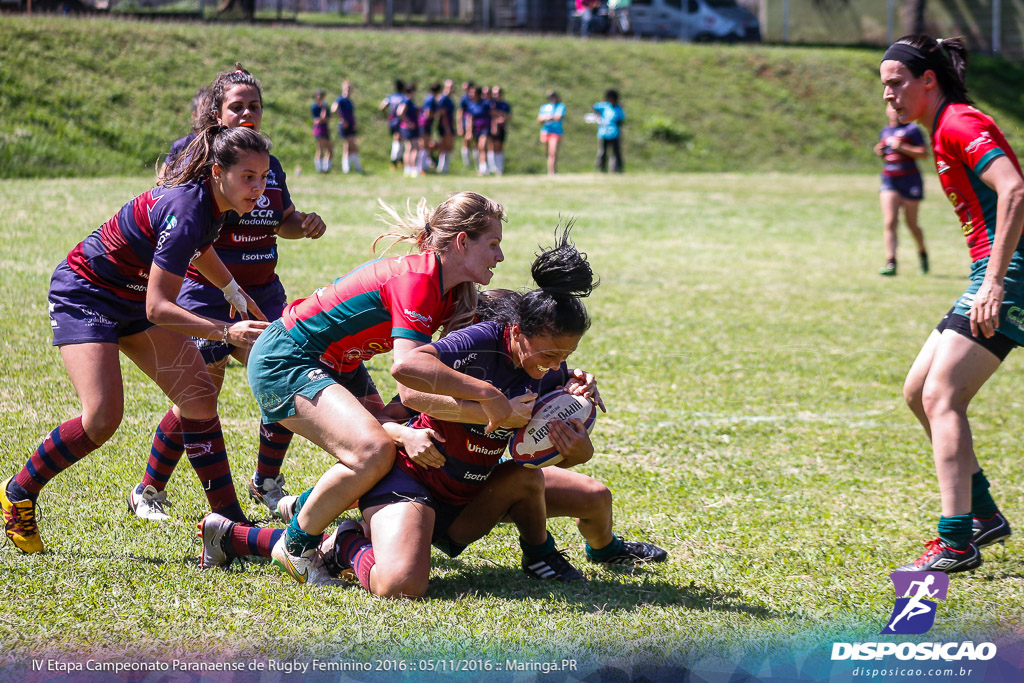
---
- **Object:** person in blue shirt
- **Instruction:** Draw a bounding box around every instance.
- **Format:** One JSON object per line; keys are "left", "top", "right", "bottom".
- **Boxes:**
{"left": 593, "top": 89, "right": 625, "bottom": 173}
{"left": 311, "top": 89, "right": 333, "bottom": 173}
{"left": 537, "top": 90, "right": 566, "bottom": 176}
{"left": 331, "top": 79, "right": 362, "bottom": 174}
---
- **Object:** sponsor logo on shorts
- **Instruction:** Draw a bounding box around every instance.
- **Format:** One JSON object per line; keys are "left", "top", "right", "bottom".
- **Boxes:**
{"left": 258, "top": 391, "right": 284, "bottom": 411}
{"left": 307, "top": 369, "right": 329, "bottom": 382}
{"left": 1006, "top": 307, "right": 1024, "bottom": 330}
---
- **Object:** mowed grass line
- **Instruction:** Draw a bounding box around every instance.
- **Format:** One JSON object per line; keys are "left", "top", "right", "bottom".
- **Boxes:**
{"left": 0, "top": 172, "right": 1022, "bottom": 667}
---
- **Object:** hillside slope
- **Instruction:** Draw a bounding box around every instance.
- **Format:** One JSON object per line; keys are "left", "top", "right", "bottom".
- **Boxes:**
{"left": 1, "top": 16, "right": 1022, "bottom": 178}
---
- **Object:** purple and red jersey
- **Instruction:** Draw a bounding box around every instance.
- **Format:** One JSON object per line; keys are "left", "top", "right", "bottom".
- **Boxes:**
{"left": 280, "top": 251, "right": 453, "bottom": 373}
{"left": 880, "top": 122, "right": 925, "bottom": 177}
{"left": 466, "top": 99, "right": 491, "bottom": 136}
{"left": 184, "top": 155, "right": 291, "bottom": 290}
{"left": 166, "top": 132, "right": 196, "bottom": 169}
{"left": 400, "top": 97, "right": 419, "bottom": 132}
{"left": 932, "top": 103, "right": 1023, "bottom": 262}
{"left": 66, "top": 180, "right": 223, "bottom": 302}
{"left": 394, "top": 321, "right": 570, "bottom": 507}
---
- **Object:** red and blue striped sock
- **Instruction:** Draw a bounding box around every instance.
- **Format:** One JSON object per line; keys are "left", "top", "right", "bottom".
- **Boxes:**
{"left": 15, "top": 417, "right": 99, "bottom": 499}
{"left": 338, "top": 530, "right": 375, "bottom": 591}
{"left": 180, "top": 416, "right": 247, "bottom": 524}
{"left": 229, "top": 525, "right": 284, "bottom": 559}
{"left": 141, "top": 409, "right": 184, "bottom": 491}
{"left": 255, "top": 421, "right": 293, "bottom": 482}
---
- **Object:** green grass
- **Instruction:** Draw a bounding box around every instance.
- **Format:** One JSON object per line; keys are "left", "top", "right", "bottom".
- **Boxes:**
{"left": 1, "top": 171, "right": 1023, "bottom": 679}
{"left": 2, "top": 16, "right": 1023, "bottom": 180}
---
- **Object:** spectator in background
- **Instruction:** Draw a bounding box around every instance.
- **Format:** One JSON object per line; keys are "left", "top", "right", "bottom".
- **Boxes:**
{"left": 538, "top": 90, "right": 565, "bottom": 176}
{"left": 331, "top": 79, "right": 362, "bottom": 174}
{"left": 593, "top": 89, "right": 625, "bottom": 173}
{"left": 311, "top": 89, "right": 333, "bottom": 173}
{"left": 575, "top": 0, "right": 602, "bottom": 38}
{"left": 609, "top": 0, "right": 632, "bottom": 36}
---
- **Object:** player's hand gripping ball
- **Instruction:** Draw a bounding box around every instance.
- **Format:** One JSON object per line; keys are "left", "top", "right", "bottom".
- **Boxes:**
{"left": 509, "top": 389, "right": 598, "bottom": 468}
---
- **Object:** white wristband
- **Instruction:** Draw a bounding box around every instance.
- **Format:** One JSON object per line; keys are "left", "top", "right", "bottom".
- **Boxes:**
{"left": 221, "top": 279, "right": 247, "bottom": 314}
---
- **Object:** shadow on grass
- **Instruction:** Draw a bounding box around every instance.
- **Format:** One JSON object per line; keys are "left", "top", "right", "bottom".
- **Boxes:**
{"left": 425, "top": 557, "right": 782, "bottom": 619}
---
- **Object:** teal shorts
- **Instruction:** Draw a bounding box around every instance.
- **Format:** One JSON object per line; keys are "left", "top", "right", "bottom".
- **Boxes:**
{"left": 247, "top": 320, "right": 378, "bottom": 424}
{"left": 950, "top": 254, "right": 1024, "bottom": 347}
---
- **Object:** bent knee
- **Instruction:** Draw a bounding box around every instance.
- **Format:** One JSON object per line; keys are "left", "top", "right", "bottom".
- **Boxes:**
{"left": 81, "top": 410, "right": 122, "bottom": 445}
{"left": 343, "top": 436, "right": 396, "bottom": 478}
{"left": 374, "top": 573, "right": 428, "bottom": 599}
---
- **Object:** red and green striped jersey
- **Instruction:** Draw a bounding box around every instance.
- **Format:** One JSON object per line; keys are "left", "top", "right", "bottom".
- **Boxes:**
{"left": 932, "top": 103, "right": 1023, "bottom": 262}
{"left": 280, "top": 251, "right": 452, "bottom": 372}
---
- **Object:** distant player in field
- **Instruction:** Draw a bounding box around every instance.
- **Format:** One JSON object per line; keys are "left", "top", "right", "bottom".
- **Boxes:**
{"left": 875, "top": 102, "right": 929, "bottom": 276}
{"left": 1, "top": 126, "right": 273, "bottom": 554}
{"left": 538, "top": 90, "right": 566, "bottom": 176}
{"left": 488, "top": 85, "right": 512, "bottom": 175}
{"left": 331, "top": 79, "right": 362, "bottom": 174}
{"left": 128, "top": 64, "right": 328, "bottom": 523}
{"left": 882, "top": 34, "right": 1024, "bottom": 573}
{"left": 311, "top": 89, "right": 333, "bottom": 173}
{"left": 457, "top": 81, "right": 474, "bottom": 169}
{"left": 380, "top": 79, "right": 406, "bottom": 169}
{"left": 161, "top": 86, "right": 211, "bottom": 177}
{"left": 417, "top": 83, "right": 441, "bottom": 174}
{"left": 241, "top": 192, "right": 509, "bottom": 583}
{"left": 397, "top": 83, "right": 422, "bottom": 177}
{"left": 465, "top": 85, "right": 492, "bottom": 176}
{"left": 593, "top": 89, "right": 625, "bottom": 173}
{"left": 435, "top": 80, "right": 457, "bottom": 175}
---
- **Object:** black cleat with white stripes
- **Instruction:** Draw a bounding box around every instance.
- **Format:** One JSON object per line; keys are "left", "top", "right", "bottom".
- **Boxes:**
{"left": 522, "top": 548, "right": 585, "bottom": 581}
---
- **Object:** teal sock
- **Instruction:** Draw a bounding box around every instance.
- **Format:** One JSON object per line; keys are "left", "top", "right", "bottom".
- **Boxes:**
{"left": 585, "top": 535, "right": 624, "bottom": 562}
{"left": 971, "top": 469, "right": 1000, "bottom": 519}
{"left": 285, "top": 514, "right": 320, "bottom": 555}
{"left": 938, "top": 514, "right": 973, "bottom": 550}
{"left": 519, "top": 531, "right": 555, "bottom": 560}
{"left": 294, "top": 486, "right": 314, "bottom": 516}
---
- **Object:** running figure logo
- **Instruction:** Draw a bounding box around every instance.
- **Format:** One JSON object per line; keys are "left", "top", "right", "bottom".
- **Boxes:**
{"left": 881, "top": 571, "right": 949, "bottom": 635}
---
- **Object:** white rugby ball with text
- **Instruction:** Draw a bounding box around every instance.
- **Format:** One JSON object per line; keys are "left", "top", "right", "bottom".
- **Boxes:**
{"left": 510, "top": 389, "right": 598, "bottom": 468}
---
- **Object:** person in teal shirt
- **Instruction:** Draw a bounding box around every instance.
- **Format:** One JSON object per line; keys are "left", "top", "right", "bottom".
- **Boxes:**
{"left": 537, "top": 90, "right": 566, "bottom": 175}
{"left": 593, "top": 89, "right": 625, "bottom": 173}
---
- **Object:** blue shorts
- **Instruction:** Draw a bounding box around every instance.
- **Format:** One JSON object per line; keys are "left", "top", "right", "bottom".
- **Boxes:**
{"left": 388, "top": 120, "right": 400, "bottom": 136}
{"left": 359, "top": 464, "right": 467, "bottom": 557}
{"left": 948, "top": 254, "right": 1024, "bottom": 350}
{"left": 399, "top": 127, "right": 420, "bottom": 141}
{"left": 880, "top": 173, "right": 924, "bottom": 201}
{"left": 179, "top": 278, "right": 288, "bottom": 364}
{"left": 48, "top": 260, "right": 153, "bottom": 346}
{"left": 247, "top": 320, "right": 378, "bottom": 424}
{"left": 338, "top": 125, "right": 357, "bottom": 139}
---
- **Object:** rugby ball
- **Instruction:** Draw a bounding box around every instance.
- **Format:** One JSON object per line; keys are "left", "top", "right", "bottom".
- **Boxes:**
{"left": 509, "top": 389, "right": 598, "bottom": 469}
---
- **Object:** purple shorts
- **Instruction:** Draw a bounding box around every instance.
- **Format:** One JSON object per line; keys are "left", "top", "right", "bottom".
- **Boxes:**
{"left": 880, "top": 173, "right": 924, "bottom": 201}
{"left": 359, "top": 464, "right": 466, "bottom": 556}
{"left": 48, "top": 260, "right": 153, "bottom": 346}
{"left": 313, "top": 123, "right": 330, "bottom": 140}
{"left": 178, "top": 277, "right": 287, "bottom": 364}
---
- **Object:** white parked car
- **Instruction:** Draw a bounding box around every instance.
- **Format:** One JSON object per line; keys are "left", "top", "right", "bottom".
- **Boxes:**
{"left": 631, "top": 0, "right": 761, "bottom": 42}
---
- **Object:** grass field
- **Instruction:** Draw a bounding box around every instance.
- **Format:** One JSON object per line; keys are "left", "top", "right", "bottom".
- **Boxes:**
{"left": 1, "top": 170, "right": 1023, "bottom": 680}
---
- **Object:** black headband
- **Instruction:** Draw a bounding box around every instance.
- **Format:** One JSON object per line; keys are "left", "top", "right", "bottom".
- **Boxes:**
{"left": 882, "top": 43, "right": 930, "bottom": 76}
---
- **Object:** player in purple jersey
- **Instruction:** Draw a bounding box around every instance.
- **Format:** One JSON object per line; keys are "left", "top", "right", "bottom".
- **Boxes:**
{"left": 874, "top": 102, "right": 929, "bottom": 276}
{"left": 465, "top": 85, "right": 492, "bottom": 176}
{"left": 127, "top": 64, "right": 328, "bottom": 525}
{"left": 882, "top": 35, "right": 1024, "bottom": 573}
{"left": 417, "top": 82, "right": 441, "bottom": 174}
{"left": 436, "top": 80, "right": 457, "bottom": 175}
{"left": 488, "top": 85, "right": 512, "bottom": 175}
{"left": 396, "top": 83, "right": 421, "bottom": 177}
{"left": 311, "top": 89, "right": 333, "bottom": 174}
{"left": 306, "top": 229, "right": 661, "bottom": 595}
{"left": 1, "top": 126, "right": 273, "bottom": 555}
{"left": 330, "top": 79, "right": 362, "bottom": 174}
{"left": 380, "top": 79, "right": 406, "bottom": 169}
{"left": 457, "top": 81, "right": 474, "bottom": 169}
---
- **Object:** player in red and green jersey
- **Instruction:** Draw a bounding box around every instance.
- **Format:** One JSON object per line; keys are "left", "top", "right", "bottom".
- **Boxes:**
{"left": 244, "top": 191, "right": 512, "bottom": 584}
{"left": 881, "top": 34, "right": 1024, "bottom": 574}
